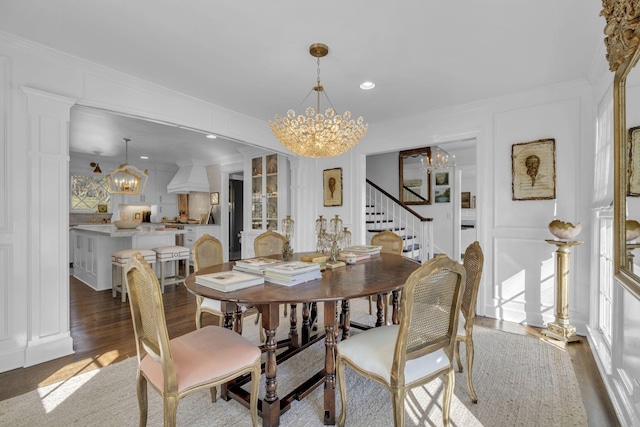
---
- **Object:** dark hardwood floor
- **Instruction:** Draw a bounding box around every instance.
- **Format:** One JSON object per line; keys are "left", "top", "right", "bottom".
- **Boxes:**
{"left": 0, "top": 276, "right": 620, "bottom": 426}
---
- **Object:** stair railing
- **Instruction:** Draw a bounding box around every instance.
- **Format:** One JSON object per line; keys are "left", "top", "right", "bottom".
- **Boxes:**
{"left": 366, "top": 179, "right": 434, "bottom": 263}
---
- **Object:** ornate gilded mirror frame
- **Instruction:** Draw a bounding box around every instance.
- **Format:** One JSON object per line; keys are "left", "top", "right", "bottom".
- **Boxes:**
{"left": 603, "top": 0, "right": 640, "bottom": 298}
{"left": 399, "top": 147, "right": 432, "bottom": 205}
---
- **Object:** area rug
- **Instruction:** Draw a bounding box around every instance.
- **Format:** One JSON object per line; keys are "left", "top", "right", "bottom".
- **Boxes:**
{"left": 0, "top": 300, "right": 587, "bottom": 426}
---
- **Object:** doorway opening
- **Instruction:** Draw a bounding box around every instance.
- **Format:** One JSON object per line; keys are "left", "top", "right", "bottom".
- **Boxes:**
{"left": 229, "top": 177, "right": 244, "bottom": 261}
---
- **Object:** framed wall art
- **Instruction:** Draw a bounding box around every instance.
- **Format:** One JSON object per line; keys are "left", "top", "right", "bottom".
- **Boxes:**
{"left": 628, "top": 126, "right": 640, "bottom": 196}
{"left": 511, "top": 138, "right": 556, "bottom": 201}
{"left": 461, "top": 192, "right": 471, "bottom": 209}
{"left": 210, "top": 191, "right": 219, "bottom": 205}
{"left": 434, "top": 187, "right": 450, "bottom": 203}
{"left": 435, "top": 172, "right": 449, "bottom": 186}
{"left": 323, "top": 167, "right": 343, "bottom": 207}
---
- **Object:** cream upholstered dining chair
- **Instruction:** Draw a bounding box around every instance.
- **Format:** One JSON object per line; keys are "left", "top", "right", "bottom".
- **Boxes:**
{"left": 455, "top": 241, "right": 484, "bottom": 404}
{"left": 369, "top": 230, "right": 404, "bottom": 324}
{"left": 193, "top": 234, "right": 262, "bottom": 341}
{"left": 124, "top": 252, "right": 261, "bottom": 427}
{"left": 336, "top": 255, "right": 466, "bottom": 427}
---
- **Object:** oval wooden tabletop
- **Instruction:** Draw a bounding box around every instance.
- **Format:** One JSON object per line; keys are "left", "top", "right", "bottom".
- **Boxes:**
{"left": 183, "top": 252, "right": 421, "bottom": 305}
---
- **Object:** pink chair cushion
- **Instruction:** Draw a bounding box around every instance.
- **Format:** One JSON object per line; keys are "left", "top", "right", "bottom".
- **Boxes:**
{"left": 140, "top": 325, "right": 261, "bottom": 393}
{"left": 337, "top": 325, "right": 450, "bottom": 385}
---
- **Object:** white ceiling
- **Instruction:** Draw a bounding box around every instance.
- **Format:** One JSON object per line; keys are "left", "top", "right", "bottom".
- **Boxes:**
{"left": 0, "top": 1, "right": 606, "bottom": 165}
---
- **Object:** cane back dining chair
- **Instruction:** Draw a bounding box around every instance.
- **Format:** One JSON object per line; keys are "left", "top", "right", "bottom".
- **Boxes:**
{"left": 193, "top": 234, "right": 262, "bottom": 341}
{"left": 124, "top": 252, "right": 261, "bottom": 427}
{"left": 254, "top": 230, "right": 292, "bottom": 317}
{"left": 336, "top": 255, "right": 466, "bottom": 427}
{"left": 370, "top": 230, "right": 405, "bottom": 324}
{"left": 455, "top": 241, "right": 484, "bottom": 403}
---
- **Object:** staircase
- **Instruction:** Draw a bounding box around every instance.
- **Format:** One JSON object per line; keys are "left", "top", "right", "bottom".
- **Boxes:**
{"left": 365, "top": 180, "right": 434, "bottom": 263}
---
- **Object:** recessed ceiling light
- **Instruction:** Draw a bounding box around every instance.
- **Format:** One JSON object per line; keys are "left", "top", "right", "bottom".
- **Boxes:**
{"left": 140, "top": 156, "right": 149, "bottom": 160}
{"left": 206, "top": 134, "right": 217, "bottom": 139}
{"left": 360, "top": 81, "right": 375, "bottom": 90}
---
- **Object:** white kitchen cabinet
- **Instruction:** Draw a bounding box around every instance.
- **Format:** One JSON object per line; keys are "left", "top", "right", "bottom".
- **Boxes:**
{"left": 245, "top": 153, "right": 288, "bottom": 233}
{"left": 123, "top": 169, "right": 157, "bottom": 204}
{"left": 183, "top": 224, "right": 222, "bottom": 263}
{"left": 72, "top": 226, "right": 184, "bottom": 291}
{"left": 239, "top": 229, "right": 264, "bottom": 259}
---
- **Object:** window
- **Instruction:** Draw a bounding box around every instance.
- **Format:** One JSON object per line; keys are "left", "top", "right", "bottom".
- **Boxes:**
{"left": 71, "top": 175, "right": 111, "bottom": 211}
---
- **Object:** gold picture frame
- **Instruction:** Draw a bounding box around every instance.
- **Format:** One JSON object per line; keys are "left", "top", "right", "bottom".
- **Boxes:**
{"left": 323, "top": 167, "right": 343, "bottom": 207}
{"left": 511, "top": 138, "right": 556, "bottom": 201}
{"left": 461, "top": 192, "right": 471, "bottom": 209}
{"left": 628, "top": 126, "right": 640, "bottom": 196}
{"left": 210, "top": 191, "right": 219, "bottom": 205}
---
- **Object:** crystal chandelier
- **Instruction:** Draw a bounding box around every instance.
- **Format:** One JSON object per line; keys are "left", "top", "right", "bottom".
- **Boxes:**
{"left": 270, "top": 43, "right": 368, "bottom": 158}
{"left": 420, "top": 147, "right": 456, "bottom": 172}
{"left": 105, "top": 138, "right": 149, "bottom": 195}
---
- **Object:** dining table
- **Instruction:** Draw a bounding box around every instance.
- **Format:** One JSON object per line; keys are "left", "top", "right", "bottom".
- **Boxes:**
{"left": 183, "top": 252, "right": 420, "bottom": 427}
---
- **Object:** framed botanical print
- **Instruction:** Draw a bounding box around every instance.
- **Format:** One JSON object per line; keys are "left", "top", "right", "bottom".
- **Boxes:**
{"left": 323, "top": 167, "right": 343, "bottom": 207}
{"left": 511, "top": 138, "right": 556, "bottom": 201}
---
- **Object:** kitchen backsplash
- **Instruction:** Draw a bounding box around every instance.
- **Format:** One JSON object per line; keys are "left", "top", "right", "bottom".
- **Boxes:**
{"left": 69, "top": 191, "right": 216, "bottom": 225}
{"left": 69, "top": 212, "right": 112, "bottom": 225}
{"left": 188, "top": 191, "right": 214, "bottom": 223}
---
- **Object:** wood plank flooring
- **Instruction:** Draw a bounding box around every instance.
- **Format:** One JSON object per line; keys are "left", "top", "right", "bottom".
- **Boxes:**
{"left": 0, "top": 276, "right": 621, "bottom": 426}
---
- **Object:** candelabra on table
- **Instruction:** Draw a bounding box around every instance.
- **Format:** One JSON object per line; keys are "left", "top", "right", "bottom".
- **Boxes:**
{"left": 281, "top": 215, "right": 294, "bottom": 261}
{"left": 315, "top": 215, "right": 351, "bottom": 262}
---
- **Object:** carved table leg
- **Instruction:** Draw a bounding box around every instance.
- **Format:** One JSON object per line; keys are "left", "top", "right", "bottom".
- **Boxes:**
{"left": 223, "top": 302, "right": 234, "bottom": 330}
{"left": 262, "top": 303, "right": 281, "bottom": 427}
{"left": 375, "top": 294, "right": 384, "bottom": 327}
{"left": 234, "top": 305, "right": 243, "bottom": 335}
{"left": 391, "top": 290, "right": 400, "bottom": 325}
{"left": 289, "top": 303, "right": 299, "bottom": 348}
{"left": 341, "top": 299, "right": 350, "bottom": 340}
{"left": 311, "top": 302, "right": 318, "bottom": 331}
{"left": 323, "top": 300, "right": 337, "bottom": 425}
{"left": 302, "top": 303, "right": 311, "bottom": 344}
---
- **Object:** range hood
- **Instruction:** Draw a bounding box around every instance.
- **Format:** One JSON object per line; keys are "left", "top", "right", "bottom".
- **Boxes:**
{"left": 167, "top": 161, "right": 210, "bottom": 194}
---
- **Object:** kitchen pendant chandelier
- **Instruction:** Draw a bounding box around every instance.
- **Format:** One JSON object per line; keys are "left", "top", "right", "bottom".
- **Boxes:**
{"left": 105, "top": 138, "right": 149, "bottom": 195}
{"left": 270, "top": 43, "right": 368, "bottom": 158}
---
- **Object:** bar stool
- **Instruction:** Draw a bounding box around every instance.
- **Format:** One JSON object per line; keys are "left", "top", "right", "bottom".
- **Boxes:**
{"left": 154, "top": 245, "right": 191, "bottom": 293}
{"left": 111, "top": 249, "right": 156, "bottom": 302}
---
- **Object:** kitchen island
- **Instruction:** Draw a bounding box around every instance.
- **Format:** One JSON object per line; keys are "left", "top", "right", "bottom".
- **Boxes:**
{"left": 71, "top": 224, "right": 186, "bottom": 291}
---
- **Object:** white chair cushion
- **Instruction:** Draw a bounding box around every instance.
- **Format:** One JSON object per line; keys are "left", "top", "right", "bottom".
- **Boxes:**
{"left": 201, "top": 297, "right": 222, "bottom": 312}
{"left": 457, "top": 311, "right": 467, "bottom": 336}
{"left": 112, "top": 249, "right": 156, "bottom": 264}
{"left": 201, "top": 297, "right": 248, "bottom": 313}
{"left": 337, "top": 325, "right": 450, "bottom": 385}
{"left": 154, "top": 245, "right": 190, "bottom": 260}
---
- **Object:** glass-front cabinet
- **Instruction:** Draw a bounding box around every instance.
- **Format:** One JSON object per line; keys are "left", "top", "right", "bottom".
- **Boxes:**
{"left": 245, "top": 152, "right": 289, "bottom": 231}
{"left": 241, "top": 152, "right": 289, "bottom": 259}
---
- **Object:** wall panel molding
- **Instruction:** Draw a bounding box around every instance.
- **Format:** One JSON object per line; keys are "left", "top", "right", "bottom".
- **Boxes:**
{"left": 21, "top": 86, "right": 75, "bottom": 365}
